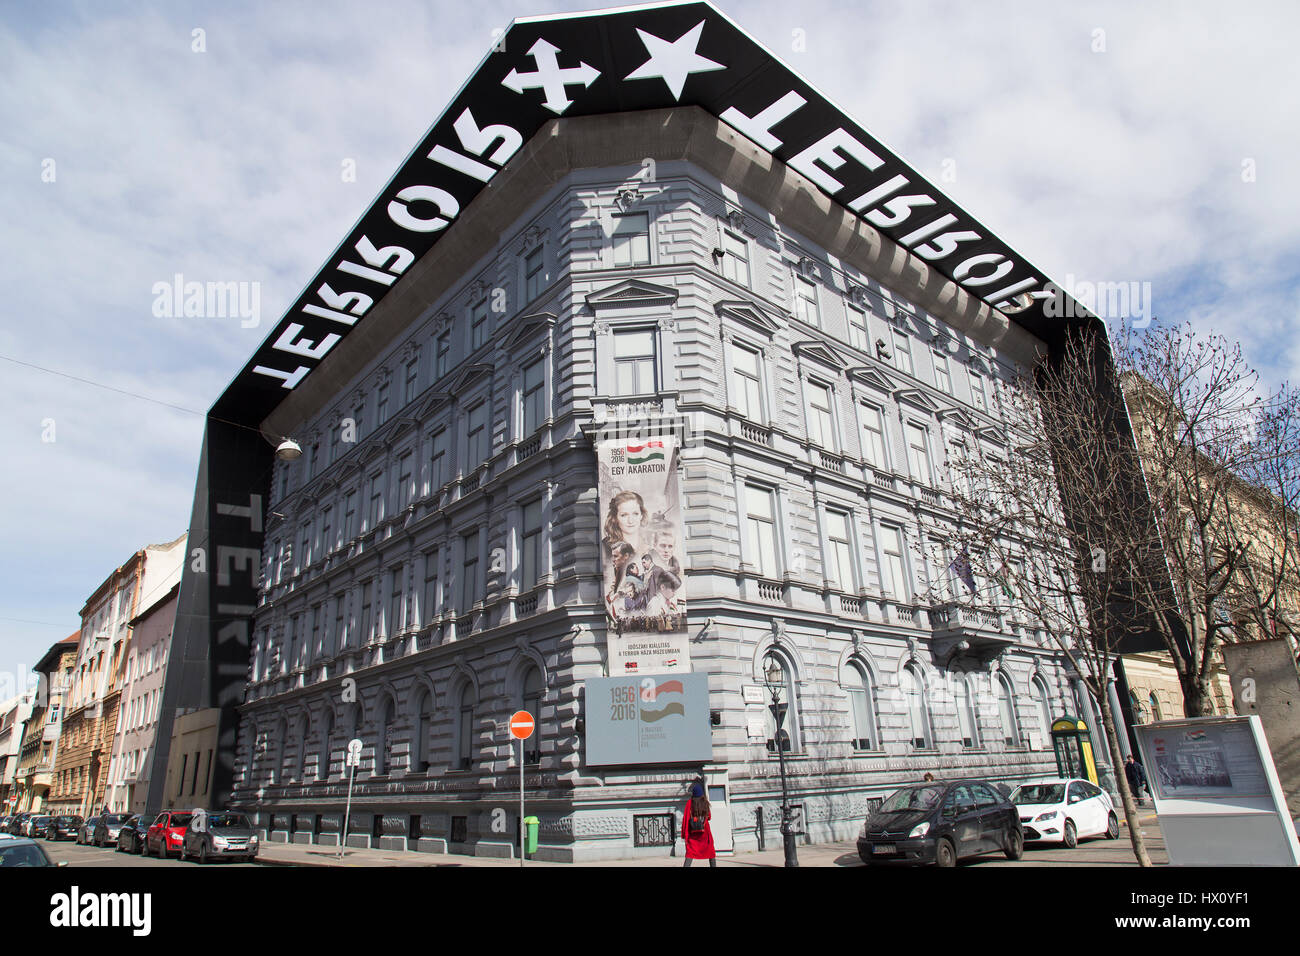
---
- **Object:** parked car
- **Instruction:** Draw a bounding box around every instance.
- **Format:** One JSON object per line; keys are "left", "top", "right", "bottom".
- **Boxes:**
{"left": 858, "top": 779, "right": 1024, "bottom": 867}
{"left": 77, "top": 816, "right": 100, "bottom": 845}
{"left": 181, "top": 809, "right": 259, "bottom": 863}
{"left": 116, "top": 814, "right": 149, "bottom": 854}
{"left": 1010, "top": 778, "right": 1119, "bottom": 847}
{"left": 47, "top": 815, "right": 83, "bottom": 841}
{"left": 25, "top": 815, "right": 53, "bottom": 839}
{"left": 92, "top": 813, "right": 130, "bottom": 848}
{"left": 0, "top": 816, "right": 12, "bottom": 832}
{"left": 6, "top": 812, "right": 31, "bottom": 834}
{"left": 0, "top": 836, "right": 67, "bottom": 867}
{"left": 145, "top": 811, "right": 193, "bottom": 859}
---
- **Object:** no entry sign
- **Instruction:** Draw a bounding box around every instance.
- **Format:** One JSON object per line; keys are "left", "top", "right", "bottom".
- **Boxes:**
{"left": 510, "top": 711, "right": 535, "bottom": 740}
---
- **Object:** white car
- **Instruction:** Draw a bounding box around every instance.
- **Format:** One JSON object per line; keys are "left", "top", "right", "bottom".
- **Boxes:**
{"left": 1009, "top": 778, "right": 1119, "bottom": 847}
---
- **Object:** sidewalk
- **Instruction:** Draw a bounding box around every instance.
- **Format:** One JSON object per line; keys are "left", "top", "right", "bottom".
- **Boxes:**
{"left": 256, "top": 814, "right": 1165, "bottom": 868}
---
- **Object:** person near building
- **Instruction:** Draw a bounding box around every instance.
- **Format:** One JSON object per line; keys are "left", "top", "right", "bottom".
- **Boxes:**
{"left": 682, "top": 782, "right": 715, "bottom": 868}
{"left": 1125, "top": 754, "right": 1148, "bottom": 802}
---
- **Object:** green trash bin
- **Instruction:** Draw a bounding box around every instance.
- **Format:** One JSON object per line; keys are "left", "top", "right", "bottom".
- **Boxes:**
{"left": 523, "top": 816, "right": 539, "bottom": 857}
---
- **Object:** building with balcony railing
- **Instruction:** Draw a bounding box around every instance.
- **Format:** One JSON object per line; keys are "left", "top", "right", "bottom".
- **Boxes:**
{"left": 10, "top": 636, "right": 78, "bottom": 814}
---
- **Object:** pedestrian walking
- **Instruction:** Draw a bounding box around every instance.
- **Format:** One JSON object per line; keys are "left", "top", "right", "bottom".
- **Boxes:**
{"left": 1125, "top": 754, "right": 1148, "bottom": 803}
{"left": 682, "top": 782, "right": 715, "bottom": 867}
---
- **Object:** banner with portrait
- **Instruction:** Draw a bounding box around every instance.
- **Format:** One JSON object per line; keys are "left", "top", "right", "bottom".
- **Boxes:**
{"left": 597, "top": 436, "right": 690, "bottom": 675}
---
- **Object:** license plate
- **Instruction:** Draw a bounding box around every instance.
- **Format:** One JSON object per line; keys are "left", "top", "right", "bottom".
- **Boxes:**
{"left": 872, "top": 844, "right": 898, "bottom": 855}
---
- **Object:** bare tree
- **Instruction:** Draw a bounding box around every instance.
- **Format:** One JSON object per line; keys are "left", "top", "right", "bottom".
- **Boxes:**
{"left": 924, "top": 327, "right": 1154, "bottom": 866}
{"left": 1115, "top": 324, "right": 1299, "bottom": 716}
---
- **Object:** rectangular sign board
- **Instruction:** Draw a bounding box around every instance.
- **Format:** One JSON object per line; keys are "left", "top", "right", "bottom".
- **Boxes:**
{"left": 585, "top": 673, "right": 712, "bottom": 767}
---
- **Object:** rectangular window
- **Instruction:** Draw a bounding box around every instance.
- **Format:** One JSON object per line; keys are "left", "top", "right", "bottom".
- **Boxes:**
{"left": 825, "top": 510, "right": 855, "bottom": 591}
{"left": 430, "top": 429, "right": 450, "bottom": 490}
{"left": 906, "top": 423, "right": 932, "bottom": 486}
{"left": 970, "top": 370, "right": 987, "bottom": 411}
{"left": 331, "top": 423, "right": 342, "bottom": 462}
{"left": 422, "top": 550, "right": 439, "bottom": 626}
{"left": 467, "top": 404, "right": 489, "bottom": 468}
{"left": 878, "top": 524, "right": 908, "bottom": 599}
{"left": 461, "top": 531, "right": 481, "bottom": 612}
{"left": 860, "top": 404, "right": 887, "bottom": 469}
{"left": 298, "top": 524, "right": 311, "bottom": 572}
{"left": 522, "top": 359, "right": 545, "bottom": 435}
{"left": 846, "top": 305, "right": 869, "bottom": 351}
{"left": 892, "top": 328, "right": 913, "bottom": 376}
{"left": 353, "top": 402, "right": 365, "bottom": 440}
{"left": 794, "top": 277, "right": 820, "bottom": 328}
{"left": 721, "top": 230, "right": 750, "bottom": 286}
{"left": 359, "top": 582, "right": 373, "bottom": 643}
{"left": 732, "top": 343, "right": 764, "bottom": 421}
{"left": 436, "top": 331, "right": 451, "bottom": 379}
{"left": 612, "top": 212, "right": 650, "bottom": 266}
{"left": 344, "top": 491, "right": 357, "bottom": 540}
{"left": 377, "top": 384, "right": 390, "bottom": 425}
{"left": 933, "top": 351, "right": 951, "bottom": 393}
{"left": 319, "top": 506, "right": 332, "bottom": 556}
{"left": 369, "top": 473, "right": 385, "bottom": 530}
{"left": 333, "top": 593, "right": 346, "bottom": 650}
{"left": 405, "top": 359, "right": 419, "bottom": 404}
{"left": 744, "top": 485, "right": 779, "bottom": 578}
{"left": 470, "top": 298, "right": 488, "bottom": 351}
{"left": 398, "top": 453, "right": 414, "bottom": 510}
{"left": 806, "top": 381, "right": 835, "bottom": 450}
{"left": 613, "top": 329, "right": 656, "bottom": 395}
{"left": 524, "top": 248, "right": 544, "bottom": 302}
{"left": 520, "top": 499, "right": 543, "bottom": 592}
{"left": 388, "top": 568, "right": 404, "bottom": 635}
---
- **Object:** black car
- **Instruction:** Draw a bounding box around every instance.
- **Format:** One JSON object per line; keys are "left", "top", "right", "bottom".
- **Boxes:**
{"left": 26, "top": 815, "right": 53, "bottom": 839}
{"left": 93, "top": 814, "right": 130, "bottom": 848}
{"left": 47, "top": 815, "right": 83, "bottom": 841}
{"left": 116, "top": 814, "right": 152, "bottom": 854}
{"left": 858, "top": 779, "right": 1024, "bottom": 867}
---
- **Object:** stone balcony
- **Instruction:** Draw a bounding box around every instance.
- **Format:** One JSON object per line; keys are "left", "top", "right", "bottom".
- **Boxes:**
{"left": 926, "top": 601, "right": 1018, "bottom": 663}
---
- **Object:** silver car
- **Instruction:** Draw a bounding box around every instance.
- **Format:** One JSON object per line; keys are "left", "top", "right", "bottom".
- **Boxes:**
{"left": 180, "top": 809, "right": 259, "bottom": 863}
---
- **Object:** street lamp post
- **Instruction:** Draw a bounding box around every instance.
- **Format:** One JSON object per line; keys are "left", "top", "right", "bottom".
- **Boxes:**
{"left": 763, "top": 654, "right": 799, "bottom": 868}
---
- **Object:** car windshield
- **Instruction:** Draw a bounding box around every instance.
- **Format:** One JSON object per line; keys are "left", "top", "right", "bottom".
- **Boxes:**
{"left": 878, "top": 786, "right": 945, "bottom": 812}
{"left": 168, "top": 814, "right": 193, "bottom": 827}
{"left": 0, "top": 844, "right": 51, "bottom": 867}
{"left": 105, "top": 815, "right": 127, "bottom": 825}
{"left": 1013, "top": 784, "right": 1066, "bottom": 805}
{"left": 209, "top": 814, "right": 250, "bottom": 829}
{"left": 31, "top": 816, "right": 51, "bottom": 824}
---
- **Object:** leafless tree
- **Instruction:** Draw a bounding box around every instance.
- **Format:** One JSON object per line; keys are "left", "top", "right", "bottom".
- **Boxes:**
{"left": 923, "top": 326, "right": 1154, "bottom": 865}
{"left": 1115, "top": 323, "right": 1300, "bottom": 716}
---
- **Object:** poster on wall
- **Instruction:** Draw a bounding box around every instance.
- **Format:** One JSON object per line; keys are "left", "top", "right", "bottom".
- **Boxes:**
{"left": 585, "top": 674, "right": 712, "bottom": 766}
{"left": 598, "top": 436, "right": 690, "bottom": 675}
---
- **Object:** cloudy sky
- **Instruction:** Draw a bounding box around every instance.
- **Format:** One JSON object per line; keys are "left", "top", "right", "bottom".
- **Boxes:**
{"left": 1, "top": 0, "right": 1296, "bottom": 692}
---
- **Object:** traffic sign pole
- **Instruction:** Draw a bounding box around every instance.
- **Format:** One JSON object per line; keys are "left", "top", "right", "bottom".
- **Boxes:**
{"left": 508, "top": 711, "right": 535, "bottom": 867}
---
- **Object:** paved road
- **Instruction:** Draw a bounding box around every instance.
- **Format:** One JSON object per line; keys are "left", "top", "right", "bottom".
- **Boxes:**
{"left": 42, "top": 840, "right": 260, "bottom": 868}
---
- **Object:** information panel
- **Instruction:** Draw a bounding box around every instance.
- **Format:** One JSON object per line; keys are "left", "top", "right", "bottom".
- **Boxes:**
{"left": 585, "top": 673, "right": 712, "bottom": 767}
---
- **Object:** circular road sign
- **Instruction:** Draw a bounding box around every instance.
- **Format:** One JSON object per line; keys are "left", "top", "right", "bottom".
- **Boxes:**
{"left": 509, "top": 711, "right": 535, "bottom": 740}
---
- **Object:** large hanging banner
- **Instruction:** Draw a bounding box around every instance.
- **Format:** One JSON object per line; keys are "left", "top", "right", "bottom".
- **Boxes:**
{"left": 598, "top": 437, "right": 690, "bottom": 675}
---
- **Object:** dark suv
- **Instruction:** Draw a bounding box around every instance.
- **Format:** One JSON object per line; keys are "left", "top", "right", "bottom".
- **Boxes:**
{"left": 47, "top": 815, "right": 83, "bottom": 841}
{"left": 858, "top": 779, "right": 1024, "bottom": 867}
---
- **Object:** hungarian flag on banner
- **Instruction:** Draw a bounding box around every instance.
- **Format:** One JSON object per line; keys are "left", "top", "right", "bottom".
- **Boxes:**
{"left": 994, "top": 564, "right": 1016, "bottom": 599}
{"left": 625, "top": 440, "right": 665, "bottom": 465}
{"left": 950, "top": 548, "right": 977, "bottom": 594}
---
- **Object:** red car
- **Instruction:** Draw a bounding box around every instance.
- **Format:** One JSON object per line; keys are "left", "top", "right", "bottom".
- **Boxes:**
{"left": 145, "top": 811, "right": 193, "bottom": 859}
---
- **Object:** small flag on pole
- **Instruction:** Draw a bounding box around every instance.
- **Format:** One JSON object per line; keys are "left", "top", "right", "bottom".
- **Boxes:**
{"left": 950, "top": 548, "right": 976, "bottom": 594}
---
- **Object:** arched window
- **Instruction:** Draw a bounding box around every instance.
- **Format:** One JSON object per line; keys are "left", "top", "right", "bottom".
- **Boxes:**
{"left": 761, "top": 651, "right": 799, "bottom": 753}
{"left": 521, "top": 666, "right": 543, "bottom": 764}
{"left": 996, "top": 673, "right": 1019, "bottom": 746}
{"left": 954, "top": 673, "right": 979, "bottom": 749}
{"left": 456, "top": 685, "right": 474, "bottom": 770}
{"left": 900, "top": 662, "right": 932, "bottom": 749}
{"left": 412, "top": 690, "right": 432, "bottom": 774}
{"left": 376, "top": 698, "right": 395, "bottom": 775}
{"left": 1148, "top": 692, "right": 1162, "bottom": 722}
{"left": 1032, "top": 677, "right": 1053, "bottom": 744}
{"left": 845, "top": 661, "right": 878, "bottom": 751}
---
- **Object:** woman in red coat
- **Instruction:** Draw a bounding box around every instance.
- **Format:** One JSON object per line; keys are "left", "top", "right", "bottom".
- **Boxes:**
{"left": 682, "top": 783, "right": 715, "bottom": 866}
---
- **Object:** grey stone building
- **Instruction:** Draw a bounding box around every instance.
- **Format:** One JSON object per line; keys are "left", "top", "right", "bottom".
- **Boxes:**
{"left": 232, "top": 103, "right": 1090, "bottom": 861}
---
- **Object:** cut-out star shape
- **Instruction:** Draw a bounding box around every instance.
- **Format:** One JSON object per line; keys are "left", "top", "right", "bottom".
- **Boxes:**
{"left": 625, "top": 20, "right": 726, "bottom": 101}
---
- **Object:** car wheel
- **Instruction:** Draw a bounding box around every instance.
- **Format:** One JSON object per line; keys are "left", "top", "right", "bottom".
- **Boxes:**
{"left": 935, "top": 838, "right": 957, "bottom": 868}
{"left": 1004, "top": 827, "right": 1024, "bottom": 861}
{"left": 1106, "top": 812, "right": 1120, "bottom": 840}
{"left": 1063, "top": 820, "right": 1077, "bottom": 849}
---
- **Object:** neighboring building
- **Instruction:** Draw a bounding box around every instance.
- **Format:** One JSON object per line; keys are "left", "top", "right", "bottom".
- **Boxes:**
{"left": 0, "top": 692, "right": 36, "bottom": 813}
{"left": 160, "top": 709, "right": 220, "bottom": 811}
{"left": 105, "top": 584, "right": 180, "bottom": 814}
{"left": 164, "top": 4, "right": 1159, "bottom": 860}
{"left": 10, "top": 636, "right": 79, "bottom": 813}
{"left": 48, "top": 534, "right": 186, "bottom": 816}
